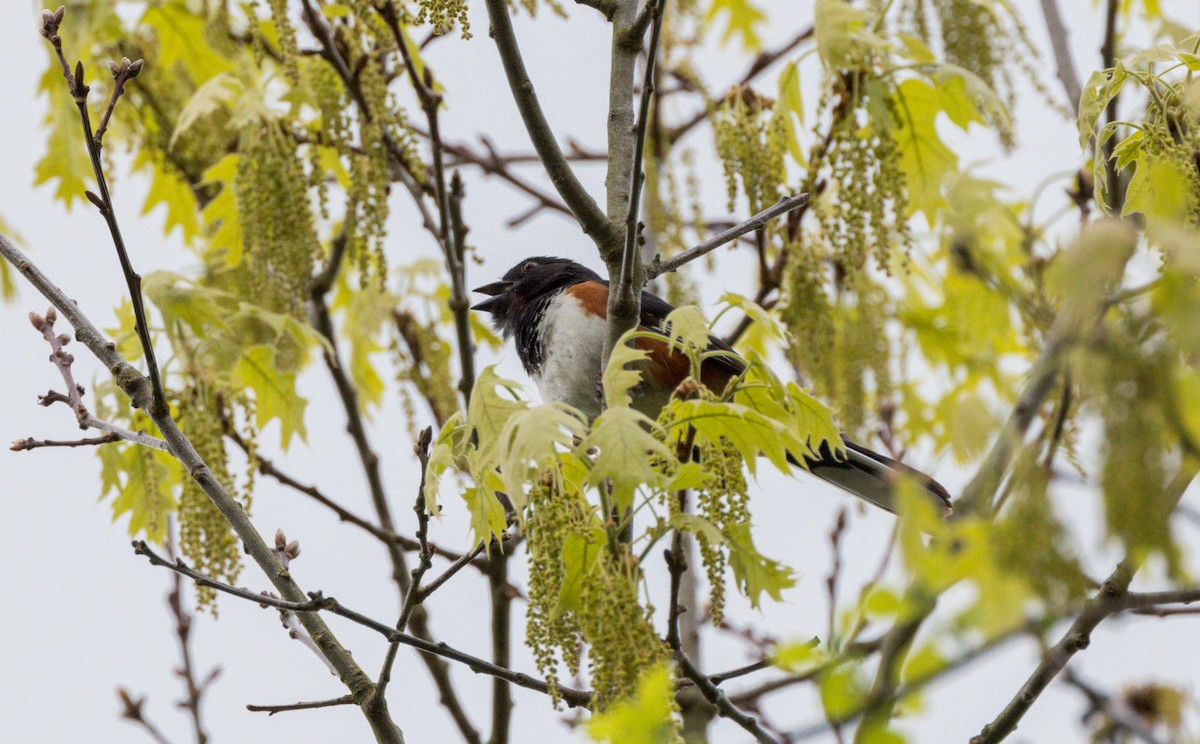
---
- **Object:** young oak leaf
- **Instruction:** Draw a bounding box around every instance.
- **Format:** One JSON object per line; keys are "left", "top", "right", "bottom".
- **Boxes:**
{"left": 666, "top": 398, "right": 798, "bottom": 475}
{"left": 555, "top": 526, "right": 607, "bottom": 617}
{"left": 603, "top": 330, "right": 651, "bottom": 409}
{"left": 672, "top": 513, "right": 795, "bottom": 608}
{"left": 423, "top": 412, "right": 467, "bottom": 516}
{"left": 461, "top": 478, "right": 508, "bottom": 548}
{"left": 587, "top": 663, "right": 677, "bottom": 744}
{"left": 232, "top": 344, "right": 308, "bottom": 449}
{"left": 580, "top": 407, "right": 672, "bottom": 512}
{"left": 496, "top": 404, "right": 588, "bottom": 512}
{"left": 467, "top": 366, "right": 529, "bottom": 461}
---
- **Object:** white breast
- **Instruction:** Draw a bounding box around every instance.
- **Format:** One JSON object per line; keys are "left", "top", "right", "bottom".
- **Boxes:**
{"left": 530, "top": 291, "right": 607, "bottom": 419}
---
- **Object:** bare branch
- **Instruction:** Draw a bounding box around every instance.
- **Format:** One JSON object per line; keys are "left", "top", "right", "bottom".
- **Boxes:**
{"left": 39, "top": 18, "right": 166, "bottom": 417}
{"left": 0, "top": 230, "right": 401, "bottom": 743}
{"left": 134, "top": 540, "right": 593, "bottom": 709}
{"left": 676, "top": 654, "right": 780, "bottom": 744}
{"left": 575, "top": 0, "right": 617, "bottom": 20}
{"left": 11, "top": 432, "right": 119, "bottom": 450}
{"left": 1036, "top": 0, "right": 1083, "bottom": 114}
{"left": 647, "top": 194, "right": 809, "bottom": 280}
{"left": 483, "top": 0, "right": 620, "bottom": 249}
{"left": 247, "top": 696, "right": 355, "bottom": 716}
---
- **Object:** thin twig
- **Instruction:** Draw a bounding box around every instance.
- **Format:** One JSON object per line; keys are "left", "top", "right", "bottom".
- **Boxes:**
{"left": 0, "top": 230, "right": 401, "bottom": 743}
{"left": 247, "top": 695, "right": 355, "bottom": 716}
{"left": 25, "top": 309, "right": 169, "bottom": 451}
{"left": 1036, "top": 0, "right": 1083, "bottom": 113}
{"left": 40, "top": 15, "right": 166, "bottom": 417}
{"left": 117, "top": 688, "right": 175, "bottom": 744}
{"left": 483, "top": 0, "right": 619, "bottom": 249}
{"left": 164, "top": 527, "right": 213, "bottom": 744}
{"left": 11, "top": 432, "right": 119, "bottom": 450}
{"left": 609, "top": 0, "right": 666, "bottom": 361}
{"left": 676, "top": 654, "right": 780, "bottom": 744}
{"left": 971, "top": 465, "right": 1198, "bottom": 744}
{"left": 648, "top": 194, "right": 809, "bottom": 279}
{"left": 133, "top": 541, "right": 592, "bottom": 709}
{"left": 310, "top": 232, "right": 480, "bottom": 741}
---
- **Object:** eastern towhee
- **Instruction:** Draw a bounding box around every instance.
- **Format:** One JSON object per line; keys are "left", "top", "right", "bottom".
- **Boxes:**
{"left": 473, "top": 256, "right": 951, "bottom": 514}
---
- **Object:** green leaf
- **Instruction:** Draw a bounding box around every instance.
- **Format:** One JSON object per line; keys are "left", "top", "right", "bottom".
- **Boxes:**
{"left": 891, "top": 77, "right": 978, "bottom": 222}
{"left": 104, "top": 443, "right": 180, "bottom": 543}
{"left": 170, "top": 72, "right": 244, "bottom": 148}
{"left": 142, "top": 1, "right": 233, "bottom": 83}
{"left": 814, "top": 0, "right": 885, "bottom": 69}
{"left": 34, "top": 87, "right": 93, "bottom": 209}
{"left": 726, "top": 522, "right": 795, "bottom": 607}
{"left": 1123, "top": 154, "right": 1191, "bottom": 222}
{"left": 140, "top": 157, "right": 201, "bottom": 244}
{"left": 776, "top": 62, "right": 806, "bottom": 165}
{"left": 706, "top": 0, "right": 766, "bottom": 50}
{"left": 461, "top": 480, "right": 508, "bottom": 547}
{"left": 1078, "top": 67, "right": 1129, "bottom": 151}
{"left": 201, "top": 155, "right": 243, "bottom": 264}
{"left": 467, "top": 366, "right": 529, "bottom": 461}
{"left": 555, "top": 526, "right": 607, "bottom": 616}
{"left": 232, "top": 345, "right": 308, "bottom": 449}
{"left": 720, "top": 292, "right": 784, "bottom": 341}
{"left": 603, "top": 330, "right": 652, "bottom": 409}
{"left": 661, "top": 305, "right": 713, "bottom": 356}
{"left": 497, "top": 405, "right": 588, "bottom": 512}
{"left": 731, "top": 360, "right": 845, "bottom": 462}
{"left": 424, "top": 413, "right": 467, "bottom": 515}
{"left": 819, "top": 666, "right": 865, "bottom": 720}
{"left": 666, "top": 398, "right": 796, "bottom": 474}
{"left": 772, "top": 637, "right": 821, "bottom": 671}
{"left": 587, "top": 664, "right": 677, "bottom": 743}
{"left": 675, "top": 513, "right": 795, "bottom": 607}
{"left": 581, "top": 406, "right": 672, "bottom": 511}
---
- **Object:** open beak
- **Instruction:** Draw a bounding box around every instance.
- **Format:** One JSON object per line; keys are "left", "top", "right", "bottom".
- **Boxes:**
{"left": 471, "top": 281, "right": 510, "bottom": 313}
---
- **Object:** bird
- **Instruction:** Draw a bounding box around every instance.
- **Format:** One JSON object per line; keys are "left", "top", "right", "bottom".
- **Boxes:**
{"left": 472, "top": 256, "right": 951, "bottom": 515}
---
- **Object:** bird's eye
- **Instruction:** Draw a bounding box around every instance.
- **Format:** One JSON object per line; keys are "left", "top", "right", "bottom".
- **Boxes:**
{"left": 521, "top": 261, "right": 536, "bottom": 273}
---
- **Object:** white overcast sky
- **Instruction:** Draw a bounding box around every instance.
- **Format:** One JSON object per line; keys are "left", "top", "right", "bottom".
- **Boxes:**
{"left": 2, "top": 1, "right": 1200, "bottom": 743}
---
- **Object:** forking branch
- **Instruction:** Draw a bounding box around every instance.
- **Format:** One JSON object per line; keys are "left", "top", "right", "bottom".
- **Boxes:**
{"left": 0, "top": 224, "right": 404, "bottom": 743}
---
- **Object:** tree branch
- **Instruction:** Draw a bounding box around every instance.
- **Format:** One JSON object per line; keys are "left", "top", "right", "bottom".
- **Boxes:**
{"left": 1036, "top": 0, "right": 1083, "bottom": 114}
{"left": 247, "top": 695, "right": 355, "bottom": 716}
{"left": 40, "top": 13, "right": 166, "bottom": 418}
{"left": 483, "top": 0, "right": 619, "bottom": 250}
{"left": 608, "top": 0, "right": 665, "bottom": 361}
{"left": 647, "top": 193, "right": 809, "bottom": 280}
{"left": 676, "top": 653, "right": 780, "bottom": 744}
{"left": 0, "top": 231, "right": 401, "bottom": 743}
{"left": 133, "top": 540, "right": 593, "bottom": 709}
{"left": 972, "top": 461, "right": 1198, "bottom": 743}
{"left": 310, "top": 235, "right": 480, "bottom": 743}
{"left": 11, "top": 432, "right": 119, "bottom": 451}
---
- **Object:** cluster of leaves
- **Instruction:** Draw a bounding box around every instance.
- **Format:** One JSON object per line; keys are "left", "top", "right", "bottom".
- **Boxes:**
{"left": 895, "top": 0, "right": 1064, "bottom": 144}
{"left": 424, "top": 304, "right": 844, "bottom": 717}
{"left": 29, "top": 1, "right": 478, "bottom": 604}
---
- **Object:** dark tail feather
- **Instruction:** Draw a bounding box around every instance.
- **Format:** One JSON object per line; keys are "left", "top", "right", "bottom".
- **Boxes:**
{"left": 792, "top": 439, "right": 953, "bottom": 516}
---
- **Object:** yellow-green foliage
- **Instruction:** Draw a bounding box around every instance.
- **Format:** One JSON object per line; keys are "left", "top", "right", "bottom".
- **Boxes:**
{"left": 897, "top": 0, "right": 1062, "bottom": 144}
{"left": 811, "top": 78, "right": 913, "bottom": 272}
{"left": 524, "top": 473, "right": 669, "bottom": 710}
{"left": 712, "top": 87, "right": 787, "bottom": 213}
{"left": 234, "top": 121, "right": 319, "bottom": 317}
{"left": 177, "top": 387, "right": 252, "bottom": 613}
